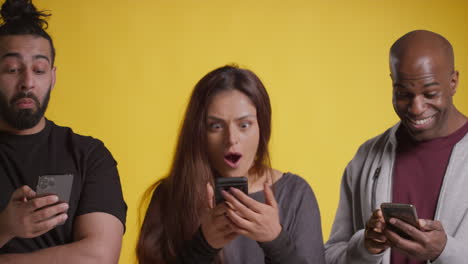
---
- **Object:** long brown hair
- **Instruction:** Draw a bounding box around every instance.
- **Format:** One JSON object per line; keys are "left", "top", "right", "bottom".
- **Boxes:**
{"left": 137, "top": 65, "right": 272, "bottom": 263}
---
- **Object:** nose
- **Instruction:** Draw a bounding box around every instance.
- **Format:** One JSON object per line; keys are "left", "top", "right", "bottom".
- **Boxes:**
{"left": 20, "top": 70, "right": 35, "bottom": 92}
{"left": 408, "top": 95, "right": 426, "bottom": 116}
{"left": 226, "top": 125, "right": 240, "bottom": 146}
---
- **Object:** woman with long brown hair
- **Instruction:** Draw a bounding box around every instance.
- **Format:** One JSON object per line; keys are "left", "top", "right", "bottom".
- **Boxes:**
{"left": 137, "top": 65, "right": 325, "bottom": 263}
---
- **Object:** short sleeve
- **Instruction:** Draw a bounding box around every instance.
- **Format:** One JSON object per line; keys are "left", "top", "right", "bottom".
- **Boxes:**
{"left": 75, "top": 140, "right": 127, "bottom": 230}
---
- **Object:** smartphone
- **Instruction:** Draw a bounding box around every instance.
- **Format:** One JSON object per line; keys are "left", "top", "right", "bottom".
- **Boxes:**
{"left": 36, "top": 174, "right": 74, "bottom": 225}
{"left": 380, "top": 202, "right": 420, "bottom": 240}
{"left": 215, "top": 177, "right": 248, "bottom": 204}
{"left": 36, "top": 174, "right": 74, "bottom": 204}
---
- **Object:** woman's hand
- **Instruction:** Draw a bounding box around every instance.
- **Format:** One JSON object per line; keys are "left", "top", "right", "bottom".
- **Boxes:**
{"left": 222, "top": 182, "right": 282, "bottom": 242}
{"left": 200, "top": 183, "right": 238, "bottom": 249}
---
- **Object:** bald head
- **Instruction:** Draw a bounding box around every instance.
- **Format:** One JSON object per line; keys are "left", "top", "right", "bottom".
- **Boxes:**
{"left": 389, "top": 30, "right": 467, "bottom": 141}
{"left": 390, "top": 30, "right": 454, "bottom": 76}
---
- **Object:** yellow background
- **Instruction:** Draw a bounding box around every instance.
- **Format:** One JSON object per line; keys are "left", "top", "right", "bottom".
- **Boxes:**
{"left": 34, "top": 0, "right": 468, "bottom": 263}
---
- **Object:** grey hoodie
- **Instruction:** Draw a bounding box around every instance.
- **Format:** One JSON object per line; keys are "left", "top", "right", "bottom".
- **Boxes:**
{"left": 325, "top": 123, "right": 468, "bottom": 264}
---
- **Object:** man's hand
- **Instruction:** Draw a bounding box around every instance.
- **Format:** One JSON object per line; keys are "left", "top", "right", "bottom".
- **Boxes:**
{"left": 364, "top": 209, "right": 390, "bottom": 254}
{"left": 384, "top": 218, "right": 447, "bottom": 261}
{"left": 0, "top": 185, "right": 69, "bottom": 246}
{"left": 200, "top": 183, "right": 238, "bottom": 249}
{"left": 222, "top": 183, "right": 282, "bottom": 243}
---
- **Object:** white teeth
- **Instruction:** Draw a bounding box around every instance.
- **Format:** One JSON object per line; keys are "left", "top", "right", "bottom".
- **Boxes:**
{"left": 411, "top": 116, "right": 433, "bottom": 125}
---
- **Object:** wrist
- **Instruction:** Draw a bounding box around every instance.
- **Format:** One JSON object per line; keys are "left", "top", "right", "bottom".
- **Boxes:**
{"left": 270, "top": 223, "right": 282, "bottom": 242}
{"left": 0, "top": 211, "right": 14, "bottom": 247}
{"left": 200, "top": 224, "right": 222, "bottom": 250}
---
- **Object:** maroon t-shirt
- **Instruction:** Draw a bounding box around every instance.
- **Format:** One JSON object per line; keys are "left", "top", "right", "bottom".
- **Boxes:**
{"left": 391, "top": 121, "right": 468, "bottom": 264}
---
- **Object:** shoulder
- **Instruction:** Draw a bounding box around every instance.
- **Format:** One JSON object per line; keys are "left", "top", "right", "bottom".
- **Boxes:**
{"left": 48, "top": 120, "right": 111, "bottom": 157}
{"left": 274, "top": 173, "right": 321, "bottom": 224}
{"left": 276, "top": 173, "right": 310, "bottom": 190}
{"left": 274, "top": 173, "right": 317, "bottom": 204}
{"left": 350, "top": 123, "right": 399, "bottom": 165}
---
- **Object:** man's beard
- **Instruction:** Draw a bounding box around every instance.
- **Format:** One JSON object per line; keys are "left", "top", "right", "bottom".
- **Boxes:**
{"left": 0, "top": 88, "right": 51, "bottom": 130}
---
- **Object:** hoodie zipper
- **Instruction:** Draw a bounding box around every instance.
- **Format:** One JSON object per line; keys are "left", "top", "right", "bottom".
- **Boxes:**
{"left": 371, "top": 166, "right": 381, "bottom": 211}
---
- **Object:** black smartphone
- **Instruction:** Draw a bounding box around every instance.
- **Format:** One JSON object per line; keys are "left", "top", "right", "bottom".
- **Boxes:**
{"left": 215, "top": 177, "right": 248, "bottom": 204}
{"left": 380, "top": 202, "right": 420, "bottom": 240}
{"left": 36, "top": 174, "right": 74, "bottom": 204}
{"left": 36, "top": 174, "right": 74, "bottom": 225}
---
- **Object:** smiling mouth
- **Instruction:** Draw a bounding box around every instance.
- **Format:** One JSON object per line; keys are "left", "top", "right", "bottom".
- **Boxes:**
{"left": 407, "top": 115, "right": 435, "bottom": 128}
{"left": 224, "top": 153, "right": 242, "bottom": 168}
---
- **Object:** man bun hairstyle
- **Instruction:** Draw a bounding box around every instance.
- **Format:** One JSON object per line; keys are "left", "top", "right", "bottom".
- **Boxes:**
{"left": 0, "top": 0, "right": 55, "bottom": 65}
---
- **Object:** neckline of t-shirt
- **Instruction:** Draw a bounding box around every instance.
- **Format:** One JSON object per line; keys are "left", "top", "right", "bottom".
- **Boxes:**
{"left": 249, "top": 172, "right": 291, "bottom": 197}
{"left": 0, "top": 118, "right": 52, "bottom": 144}
{"left": 398, "top": 121, "right": 468, "bottom": 150}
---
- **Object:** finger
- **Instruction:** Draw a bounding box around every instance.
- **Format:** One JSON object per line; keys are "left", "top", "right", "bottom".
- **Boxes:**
{"left": 27, "top": 195, "right": 59, "bottom": 211}
{"left": 222, "top": 190, "right": 257, "bottom": 219}
{"left": 263, "top": 183, "right": 278, "bottom": 209}
{"left": 232, "top": 227, "right": 250, "bottom": 237}
{"left": 32, "top": 213, "right": 68, "bottom": 236}
{"left": 368, "top": 218, "right": 385, "bottom": 231}
{"left": 366, "top": 239, "right": 389, "bottom": 250}
{"left": 388, "top": 218, "right": 425, "bottom": 242}
{"left": 419, "top": 219, "right": 442, "bottom": 232}
{"left": 206, "top": 182, "right": 214, "bottom": 209}
{"left": 211, "top": 202, "right": 228, "bottom": 217}
{"left": 372, "top": 209, "right": 385, "bottom": 223}
{"left": 384, "top": 227, "right": 420, "bottom": 252}
{"left": 226, "top": 208, "right": 253, "bottom": 231}
{"left": 366, "top": 209, "right": 385, "bottom": 230}
{"left": 225, "top": 201, "right": 235, "bottom": 210}
{"left": 31, "top": 203, "right": 69, "bottom": 223}
{"left": 375, "top": 209, "right": 383, "bottom": 218}
{"left": 366, "top": 230, "right": 388, "bottom": 243}
{"left": 12, "top": 185, "right": 36, "bottom": 201}
{"left": 228, "top": 187, "right": 263, "bottom": 213}
{"left": 373, "top": 223, "right": 386, "bottom": 233}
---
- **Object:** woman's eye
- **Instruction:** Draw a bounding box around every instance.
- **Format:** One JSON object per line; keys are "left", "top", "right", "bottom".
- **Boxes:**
{"left": 208, "top": 123, "right": 223, "bottom": 131}
{"left": 240, "top": 121, "right": 251, "bottom": 129}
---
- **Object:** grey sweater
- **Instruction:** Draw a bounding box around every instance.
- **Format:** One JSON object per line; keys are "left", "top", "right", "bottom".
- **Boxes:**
{"left": 180, "top": 173, "right": 325, "bottom": 264}
{"left": 325, "top": 123, "right": 468, "bottom": 264}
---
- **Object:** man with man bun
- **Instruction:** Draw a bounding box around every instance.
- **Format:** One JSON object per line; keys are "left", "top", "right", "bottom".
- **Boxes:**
{"left": 325, "top": 30, "right": 468, "bottom": 264}
{"left": 0, "top": 0, "right": 126, "bottom": 263}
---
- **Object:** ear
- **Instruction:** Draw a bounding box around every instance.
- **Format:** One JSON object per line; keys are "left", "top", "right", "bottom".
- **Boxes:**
{"left": 449, "top": 70, "right": 459, "bottom": 96}
{"left": 51, "top": 66, "right": 57, "bottom": 91}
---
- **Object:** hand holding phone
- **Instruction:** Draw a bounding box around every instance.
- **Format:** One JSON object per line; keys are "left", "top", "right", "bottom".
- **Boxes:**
{"left": 0, "top": 185, "right": 69, "bottom": 242}
{"left": 214, "top": 177, "right": 248, "bottom": 204}
{"left": 380, "top": 203, "right": 420, "bottom": 240}
{"left": 200, "top": 182, "right": 238, "bottom": 249}
{"left": 364, "top": 209, "right": 389, "bottom": 254}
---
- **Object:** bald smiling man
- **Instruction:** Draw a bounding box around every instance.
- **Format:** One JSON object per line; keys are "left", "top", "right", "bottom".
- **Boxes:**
{"left": 325, "top": 30, "right": 468, "bottom": 264}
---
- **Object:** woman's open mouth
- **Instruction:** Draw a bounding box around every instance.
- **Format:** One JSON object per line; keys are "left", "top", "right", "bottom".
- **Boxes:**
{"left": 224, "top": 152, "right": 242, "bottom": 168}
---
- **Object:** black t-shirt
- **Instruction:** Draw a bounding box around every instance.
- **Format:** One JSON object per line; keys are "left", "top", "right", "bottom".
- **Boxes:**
{"left": 0, "top": 119, "right": 127, "bottom": 253}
